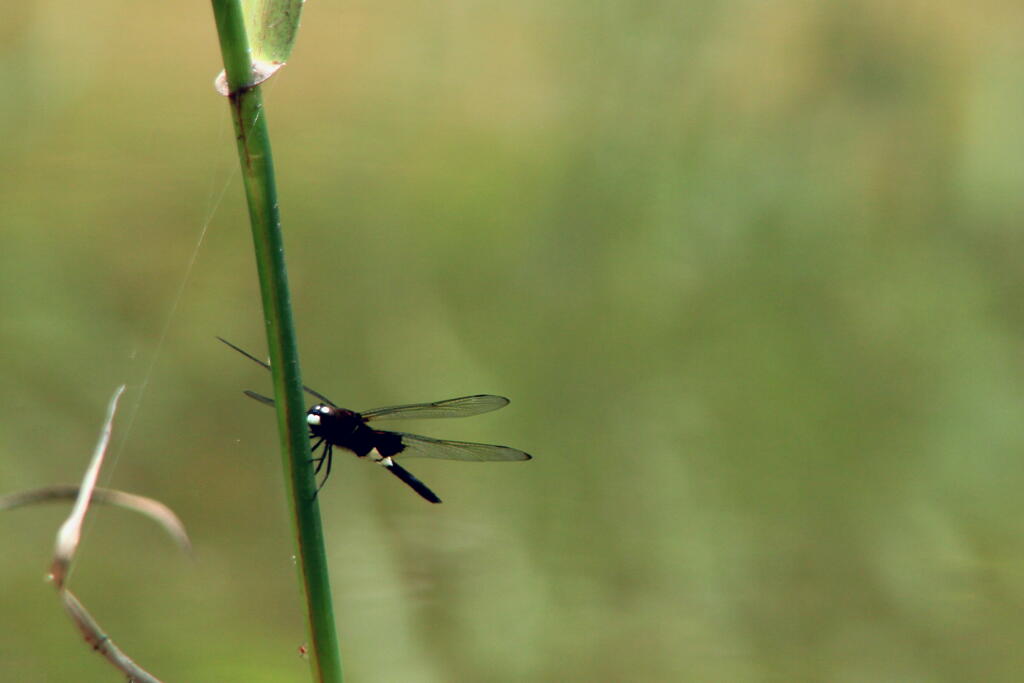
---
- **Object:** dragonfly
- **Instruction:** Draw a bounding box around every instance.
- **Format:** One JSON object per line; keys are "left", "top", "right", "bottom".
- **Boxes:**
{"left": 219, "top": 338, "right": 531, "bottom": 503}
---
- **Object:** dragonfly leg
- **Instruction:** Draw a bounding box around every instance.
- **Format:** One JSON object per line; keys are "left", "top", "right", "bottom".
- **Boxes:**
{"left": 309, "top": 438, "right": 327, "bottom": 473}
{"left": 315, "top": 444, "right": 334, "bottom": 495}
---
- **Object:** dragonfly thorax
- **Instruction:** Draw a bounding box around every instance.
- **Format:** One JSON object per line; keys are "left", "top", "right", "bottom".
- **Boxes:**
{"left": 306, "top": 404, "right": 363, "bottom": 442}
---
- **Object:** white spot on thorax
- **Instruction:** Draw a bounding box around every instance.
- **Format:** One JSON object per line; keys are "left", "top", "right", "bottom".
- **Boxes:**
{"left": 307, "top": 414, "right": 321, "bottom": 426}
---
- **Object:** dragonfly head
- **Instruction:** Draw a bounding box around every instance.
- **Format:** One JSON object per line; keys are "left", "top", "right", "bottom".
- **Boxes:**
{"left": 307, "top": 404, "right": 333, "bottom": 427}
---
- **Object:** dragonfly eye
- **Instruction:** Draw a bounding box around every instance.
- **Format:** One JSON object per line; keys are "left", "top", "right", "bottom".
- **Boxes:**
{"left": 307, "top": 404, "right": 332, "bottom": 426}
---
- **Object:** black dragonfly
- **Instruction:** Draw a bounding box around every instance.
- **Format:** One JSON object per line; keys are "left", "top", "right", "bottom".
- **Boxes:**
{"left": 220, "top": 338, "right": 531, "bottom": 503}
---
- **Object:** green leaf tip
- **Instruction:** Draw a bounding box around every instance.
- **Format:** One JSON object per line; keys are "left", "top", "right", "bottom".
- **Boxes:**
{"left": 211, "top": 0, "right": 303, "bottom": 95}
{"left": 246, "top": 0, "right": 304, "bottom": 64}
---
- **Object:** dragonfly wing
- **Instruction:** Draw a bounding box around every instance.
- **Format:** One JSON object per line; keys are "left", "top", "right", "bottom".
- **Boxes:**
{"left": 219, "top": 337, "right": 272, "bottom": 371}
{"left": 219, "top": 337, "right": 337, "bottom": 407}
{"left": 362, "top": 395, "right": 509, "bottom": 421}
{"left": 243, "top": 390, "right": 276, "bottom": 407}
{"left": 391, "top": 431, "right": 531, "bottom": 462}
{"left": 299, "top": 384, "right": 337, "bottom": 408}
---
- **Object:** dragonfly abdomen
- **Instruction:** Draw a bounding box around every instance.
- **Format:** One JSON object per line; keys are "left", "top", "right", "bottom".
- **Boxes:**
{"left": 372, "top": 430, "right": 404, "bottom": 457}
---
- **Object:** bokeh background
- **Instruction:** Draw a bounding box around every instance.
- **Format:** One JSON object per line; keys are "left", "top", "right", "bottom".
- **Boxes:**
{"left": 3, "top": 1, "right": 1024, "bottom": 680}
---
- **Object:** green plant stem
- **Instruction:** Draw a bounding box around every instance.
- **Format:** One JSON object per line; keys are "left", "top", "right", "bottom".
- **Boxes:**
{"left": 210, "top": 2, "right": 343, "bottom": 681}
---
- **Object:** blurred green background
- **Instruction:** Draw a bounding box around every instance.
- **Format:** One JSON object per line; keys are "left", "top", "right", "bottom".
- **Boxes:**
{"left": 3, "top": 1, "right": 1024, "bottom": 680}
